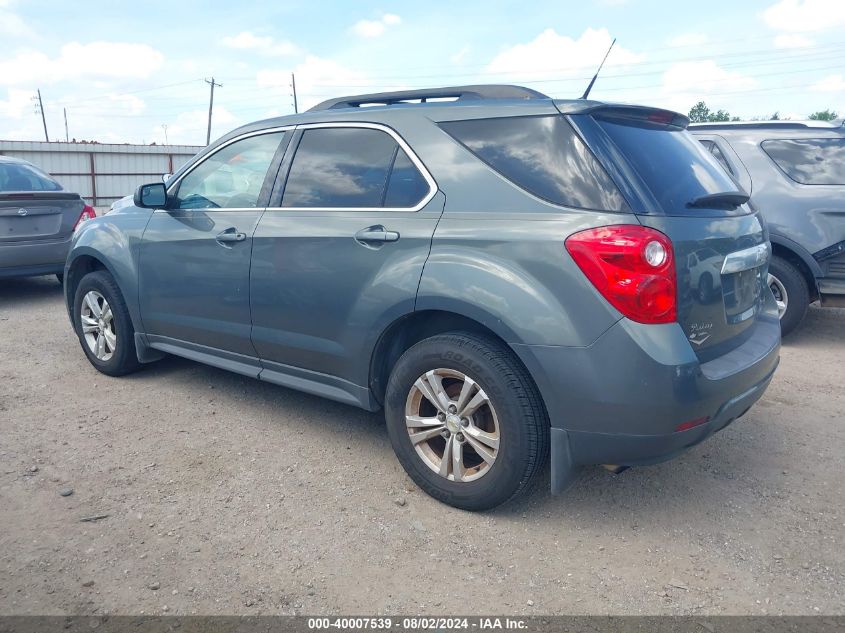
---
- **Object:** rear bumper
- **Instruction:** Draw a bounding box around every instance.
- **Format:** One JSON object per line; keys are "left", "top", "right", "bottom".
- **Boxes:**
{"left": 514, "top": 304, "right": 781, "bottom": 493}
{"left": 0, "top": 237, "right": 71, "bottom": 278}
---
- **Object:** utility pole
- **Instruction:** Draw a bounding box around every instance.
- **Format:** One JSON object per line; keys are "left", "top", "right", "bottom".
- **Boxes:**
{"left": 291, "top": 72, "right": 298, "bottom": 114}
{"left": 63, "top": 108, "right": 69, "bottom": 142}
{"left": 33, "top": 89, "right": 49, "bottom": 141}
{"left": 205, "top": 77, "right": 222, "bottom": 145}
{"left": 162, "top": 124, "right": 169, "bottom": 145}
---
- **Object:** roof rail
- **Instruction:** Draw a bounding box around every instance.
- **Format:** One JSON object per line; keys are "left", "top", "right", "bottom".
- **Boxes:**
{"left": 308, "top": 85, "right": 549, "bottom": 112}
{"left": 690, "top": 120, "right": 841, "bottom": 130}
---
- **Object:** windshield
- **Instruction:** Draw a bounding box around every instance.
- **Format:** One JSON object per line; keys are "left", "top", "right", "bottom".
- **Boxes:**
{"left": 0, "top": 161, "right": 63, "bottom": 192}
{"left": 596, "top": 119, "right": 743, "bottom": 214}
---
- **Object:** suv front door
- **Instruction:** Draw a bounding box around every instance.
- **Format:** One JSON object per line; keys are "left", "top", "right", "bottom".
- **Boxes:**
{"left": 139, "top": 130, "right": 288, "bottom": 368}
{"left": 250, "top": 123, "right": 443, "bottom": 404}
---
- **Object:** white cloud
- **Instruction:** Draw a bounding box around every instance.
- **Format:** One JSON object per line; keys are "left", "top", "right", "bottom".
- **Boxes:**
{"left": 668, "top": 33, "right": 709, "bottom": 47}
{"left": 351, "top": 14, "right": 402, "bottom": 38}
{"left": 0, "top": 42, "right": 164, "bottom": 86}
{"left": 222, "top": 31, "right": 300, "bottom": 56}
{"left": 659, "top": 60, "right": 757, "bottom": 113}
{"left": 451, "top": 45, "right": 471, "bottom": 65}
{"left": 485, "top": 27, "right": 644, "bottom": 89}
{"left": 257, "top": 55, "right": 372, "bottom": 111}
{"left": 162, "top": 106, "right": 237, "bottom": 145}
{"left": 810, "top": 74, "right": 845, "bottom": 92}
{"left": 0, "top": 88, "right": 33, "bottom": 119}
{"left": 763, "top": 0, "right": 845, "bottom": 32}
{"left": 774, "top": 33, "right": 814, "bottom": 47}
{"left": 0, "top": 0, "right": 33, "bottom": 38}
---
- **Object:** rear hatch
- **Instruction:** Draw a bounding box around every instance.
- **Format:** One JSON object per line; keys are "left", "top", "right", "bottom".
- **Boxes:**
{"left": 0, "top": 161, "right": 83, "bottom": 243}
{"left": 573, "top": 107, "right": 772, "bottom": 359}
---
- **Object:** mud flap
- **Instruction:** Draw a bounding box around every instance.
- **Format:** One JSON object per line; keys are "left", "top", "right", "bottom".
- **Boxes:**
{"left": 550, "top": 427, "right": 580, "bottom": 494}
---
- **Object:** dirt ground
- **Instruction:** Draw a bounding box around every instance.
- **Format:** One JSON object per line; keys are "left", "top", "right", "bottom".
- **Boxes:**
{"left": 1, "top": 275, "right": 842, "bottom": 616}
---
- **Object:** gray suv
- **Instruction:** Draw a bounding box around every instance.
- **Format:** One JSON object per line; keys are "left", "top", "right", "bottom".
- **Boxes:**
{"left": 691, "top": 120, "right": 845, "bottom": 335}
{"left": 64, "top": 85, "right": 780, "bottom": 510}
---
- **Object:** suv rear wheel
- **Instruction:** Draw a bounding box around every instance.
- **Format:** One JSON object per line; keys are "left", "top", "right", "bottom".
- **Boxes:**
{"left": 384, "top": 332, "right": 548, "bottom": 511}
{"left": 768, "top": 255, "right": 809, "bottom": 336}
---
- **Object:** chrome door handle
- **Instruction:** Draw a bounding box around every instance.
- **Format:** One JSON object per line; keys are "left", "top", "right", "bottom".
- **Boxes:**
{"left": 216, "top": 229, "right": 247, "bottom": 244}
{"left": 354, "top": 225, "right": 400, "bottom": 245}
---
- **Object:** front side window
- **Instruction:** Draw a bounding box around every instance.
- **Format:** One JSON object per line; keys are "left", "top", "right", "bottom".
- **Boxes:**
{"left": 439, "top": 115, "right": 626, "bottom": 211}
{"left": 281, "top": 127, "right": 430, "bottom": 209}
{"left": 0, "top": 162, "right": 63, "bottom": 192}
{"left": 174, "top": 132, "right": 285, "bottom": 209}
{"left": 761, "top": 138, "right": 845, "bottom": 185}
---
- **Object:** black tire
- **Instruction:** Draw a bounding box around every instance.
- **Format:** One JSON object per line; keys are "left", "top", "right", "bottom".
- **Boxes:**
{"left": 384, "top": 332, "right": 549, "bottom": 511}
{"left": 72, "top": 270, "right": 141, "bottom": 376}
{"left": 56, "top": 273, "right": 64, "bottom": 285}
{"left": 768, "top": 255, "right": 809, "bottom": 337}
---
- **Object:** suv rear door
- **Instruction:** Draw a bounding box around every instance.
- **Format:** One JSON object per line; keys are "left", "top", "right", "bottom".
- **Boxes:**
{"left": 250, "top": 123, "right": 442, "bottom": 402}
{"left": 572, "top": 108, "right": 778, "bottom": 361}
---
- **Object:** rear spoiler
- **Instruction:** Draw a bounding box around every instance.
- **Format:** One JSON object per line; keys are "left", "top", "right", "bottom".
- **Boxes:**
{"left": 556, "top": 102, "right": 689, "bottom": 130}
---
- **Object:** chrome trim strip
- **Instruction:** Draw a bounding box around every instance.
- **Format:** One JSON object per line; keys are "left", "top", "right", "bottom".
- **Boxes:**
{"left": 721, "top": 242, "right": 770, "bottom": 275}
{"left": 265, "top": 121, "right": 437, "bottom": 213}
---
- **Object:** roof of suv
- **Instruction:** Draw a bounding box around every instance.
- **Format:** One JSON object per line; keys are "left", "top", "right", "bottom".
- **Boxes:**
{"left": 237, "top": 84, "right": 689, "bottom": 133}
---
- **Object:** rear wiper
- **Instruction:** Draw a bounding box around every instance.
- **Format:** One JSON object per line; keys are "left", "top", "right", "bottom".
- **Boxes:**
{"left": 686, "top": 191, "right": 750, "bottom": 210}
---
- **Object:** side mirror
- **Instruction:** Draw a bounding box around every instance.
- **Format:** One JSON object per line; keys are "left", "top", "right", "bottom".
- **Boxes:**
{"left": 134, "top": 182, "right": 167, "bottom": 209}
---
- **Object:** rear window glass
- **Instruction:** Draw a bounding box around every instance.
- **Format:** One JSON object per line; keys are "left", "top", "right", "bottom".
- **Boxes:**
{"left": 439, "top": 116, "right": 626, "bottom": 211}
{"left": 598, "top": 119, "right": 738, "bottom": 212}
{"left": 0, "top": 162, "right": 63, "bottom": 192}
{"left": 761, "top": 138, "right": 845, "bottom": 185}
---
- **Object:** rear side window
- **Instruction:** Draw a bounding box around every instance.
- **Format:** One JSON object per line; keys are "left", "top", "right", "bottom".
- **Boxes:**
{"left": 282, "top": 127, "right": 430, "bottom": 209}
{"left": 698, "top": 139, "right": 734, "bottom": 176}
{"left": 439, "top": 116, "right": 626, "bottom": 211}
{"left": 598, "top": 119, "right": 740, "bottom": 213}
{"left": 761, "top": 138, "right": 845, "bottom": 185}
{"left": 0, "top": 162, "right": 63, "bottom": 192}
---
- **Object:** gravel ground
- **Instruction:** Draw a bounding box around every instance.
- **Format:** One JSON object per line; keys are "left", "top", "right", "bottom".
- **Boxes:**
{"left": 0, "top": 275, "right": 843, "bottom": 616}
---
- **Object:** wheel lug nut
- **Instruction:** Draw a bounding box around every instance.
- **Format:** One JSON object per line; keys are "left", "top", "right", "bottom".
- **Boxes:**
{"left": 448, "top": 405, "right": 457, "bottom": 413}
{"left": 456, "top": 433, "right": 464, "bottom": 442}
{"left": 460, "top": 418, "right": 469, "bottom": 427}
{"left": 437, "top": 412, "right": 446, "bottom": 421}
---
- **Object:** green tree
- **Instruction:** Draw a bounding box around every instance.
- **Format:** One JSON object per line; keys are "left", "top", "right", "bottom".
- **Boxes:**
{"left": 688, "top": 101, "right": 740, "bottom": 123}
{"left": 688, "top": 101, "right": 711, "bottom": 123}
{"left": 808, "top": 109, "right": 838, "bottom": 121}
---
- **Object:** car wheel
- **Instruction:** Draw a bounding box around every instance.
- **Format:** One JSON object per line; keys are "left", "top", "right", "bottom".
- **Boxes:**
{"left": 56, "top": 273, "right": 64, "bottom": 285}
{"left": 384, "top": 332, "right": 549, "bottom": 511}
{"left": 768, "top": 255, "right": 809, "bottom": 337}
{"left": 72, "top": 270, "right": 141, "bottom": 376}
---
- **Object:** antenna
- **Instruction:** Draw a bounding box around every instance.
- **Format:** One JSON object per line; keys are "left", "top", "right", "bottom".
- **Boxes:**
{"left": 580, "top": 38, "right": 616, "bottom": 100}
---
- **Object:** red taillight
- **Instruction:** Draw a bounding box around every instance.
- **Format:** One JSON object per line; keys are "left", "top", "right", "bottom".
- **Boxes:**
{"left": 74, "top": 204, "right": 96, "bottom": 231}
{"left": 565, "top": 225, "right": 677, "bottom": 324}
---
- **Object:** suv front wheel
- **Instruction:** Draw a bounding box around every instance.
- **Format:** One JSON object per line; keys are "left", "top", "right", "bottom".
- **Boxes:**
{"left": 384, "top": 332, "right": 549, "bottom": 511}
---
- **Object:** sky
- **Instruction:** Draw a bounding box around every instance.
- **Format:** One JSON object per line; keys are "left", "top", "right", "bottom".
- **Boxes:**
{"left": 1, "top": 0, "right": 844, "bottom": 146}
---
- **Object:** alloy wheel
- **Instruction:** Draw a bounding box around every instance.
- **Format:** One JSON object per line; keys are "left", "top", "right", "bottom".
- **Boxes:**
{"left": 404, "top": 368, "right": 500, "bottom": 482}
{"left": 768, "top": 273, "right": 788, "bottom": 319}
{"left": 80, "top": 290, "right": 116, "bottom": 361}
